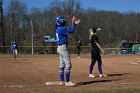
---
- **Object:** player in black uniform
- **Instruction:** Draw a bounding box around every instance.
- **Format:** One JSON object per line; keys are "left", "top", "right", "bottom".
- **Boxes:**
{"left": 76, "top": 40, "right": 81, "bottom": 58}
{"left": 89, "top": 27, "right": 107, "bottom": 78}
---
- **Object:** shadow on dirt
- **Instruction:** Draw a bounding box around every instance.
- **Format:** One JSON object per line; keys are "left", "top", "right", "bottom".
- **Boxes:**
{"left": 76, "top": 73, "right": 129, "bottom": 86}
{"left": 76, "top": 80, "right": 112, "bottom": 86}
{"left": 107, "top": 73, "right": 129, "bottom": 77}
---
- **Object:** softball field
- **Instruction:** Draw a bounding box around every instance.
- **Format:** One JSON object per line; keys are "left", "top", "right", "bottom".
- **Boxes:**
{"left": 0, "top": 54, "right": 140, "bottom": 93}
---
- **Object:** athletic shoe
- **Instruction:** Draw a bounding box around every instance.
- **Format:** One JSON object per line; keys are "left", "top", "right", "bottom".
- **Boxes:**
{"left": 99, "top": 74, "right": 108, "bottom": 78}
{"left": 89, "top": 74, "right": 95, "bottom": 78}
{"left": 65, "top": 81, "right": 76, "bottom": 87}
{"left": 77, "top": 56, "right": 80, "bottom": 58}
{"left": 59, "top": 81, "right": 65, "bottom": 86}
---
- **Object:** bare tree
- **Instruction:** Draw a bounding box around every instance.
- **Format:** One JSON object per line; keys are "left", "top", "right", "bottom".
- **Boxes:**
{"left": 6, "top": 0, "right": 27, "bottom": 43}
{"left": 2, "top": 0, "right": 140, "bottom": 54}
{"left": 0, "top": 0, "right": 6, "bottom": 53}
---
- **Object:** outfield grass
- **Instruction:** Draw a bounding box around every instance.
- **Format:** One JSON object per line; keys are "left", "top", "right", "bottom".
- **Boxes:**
{"left": 27, "top": 89, "right": 140, "bottom": 93}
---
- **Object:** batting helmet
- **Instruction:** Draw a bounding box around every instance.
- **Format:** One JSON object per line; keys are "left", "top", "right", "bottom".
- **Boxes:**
{"left": 55, "top": 16, "right": 66, "bottom": 26}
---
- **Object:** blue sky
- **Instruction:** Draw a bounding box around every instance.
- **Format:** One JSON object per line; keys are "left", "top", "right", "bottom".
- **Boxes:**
{"left": 3, "top": 0, "right": 140, "bottom": 13}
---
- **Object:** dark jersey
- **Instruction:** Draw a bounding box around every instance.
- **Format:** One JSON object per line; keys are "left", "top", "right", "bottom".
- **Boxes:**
{"left": 90, "top": 34, "right": 100, "bottom": 54}
{"left": 77, "top": 42, "right": 81, "bottom": 49}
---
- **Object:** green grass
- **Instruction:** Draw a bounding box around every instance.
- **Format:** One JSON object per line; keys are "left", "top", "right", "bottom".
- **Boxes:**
{"left": 26, "top": 89, "right": 140, "bottom": 93}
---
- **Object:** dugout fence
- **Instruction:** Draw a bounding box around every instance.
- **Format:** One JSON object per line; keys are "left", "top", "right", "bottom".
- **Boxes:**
{"left": 0, "top": 46, "right": 140, "bottom": 54}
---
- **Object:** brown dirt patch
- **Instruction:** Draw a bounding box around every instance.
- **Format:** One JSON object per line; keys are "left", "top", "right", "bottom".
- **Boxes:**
{"left": 0, "top": 54, "right": 140, "bottom": 93}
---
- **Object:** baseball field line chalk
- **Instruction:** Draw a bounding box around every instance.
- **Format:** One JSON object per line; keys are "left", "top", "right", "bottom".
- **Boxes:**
{"left": 0, "top": 58, "right": 23, "bottom": 60}
{"left": 3, "top": 85, "right": 24, "bottom": 88}
{"left": 121, "top": 82, "right": 140, "bottom": 85}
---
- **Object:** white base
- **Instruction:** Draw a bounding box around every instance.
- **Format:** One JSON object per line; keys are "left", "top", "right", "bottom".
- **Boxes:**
{"left": 45, "top": 81, "right": 60, "bottom": 86}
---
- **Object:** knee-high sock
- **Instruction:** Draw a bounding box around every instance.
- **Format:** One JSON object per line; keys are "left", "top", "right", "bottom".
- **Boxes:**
{"left": 98, "top": 64, "right": 103, "bottom": 74}
{"left": 59, "top": 68, "right": 64, "bottom": 81}
{"left": 90, "top": 64, "right": 94, "bottom": 74}
{"left": 65, "top": 69, "right": 70, "bottom": 82}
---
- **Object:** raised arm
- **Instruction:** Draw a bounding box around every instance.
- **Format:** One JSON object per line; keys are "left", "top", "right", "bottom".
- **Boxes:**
{"left": 62, "top": 16, "right": 81, "bottom": 34}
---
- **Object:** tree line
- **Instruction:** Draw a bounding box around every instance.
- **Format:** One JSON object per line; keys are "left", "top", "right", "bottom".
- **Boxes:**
{"left": 1, "top": 0, "right": 140, "bottom": 53}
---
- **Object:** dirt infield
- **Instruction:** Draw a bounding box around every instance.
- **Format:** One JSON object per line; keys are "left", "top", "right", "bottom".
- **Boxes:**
{"left": 0, "top": 54, "right": 140, "bottom": 93}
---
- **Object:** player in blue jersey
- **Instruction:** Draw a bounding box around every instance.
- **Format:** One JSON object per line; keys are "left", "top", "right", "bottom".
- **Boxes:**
{"left": 11, "top": 41, "right": 18, "bottom": 60}
{"left": 55, "top": 16, "right": 81, "bottom": 87}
